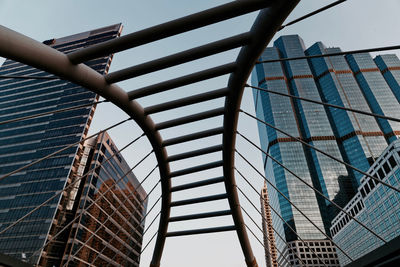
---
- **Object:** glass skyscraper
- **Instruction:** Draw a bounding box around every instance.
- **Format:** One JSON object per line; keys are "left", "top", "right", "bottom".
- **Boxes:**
{"left": 252, "top": 35, "right": 400, "bottom": 266}
{"left": 58, "top": 132, "right": 147, "bottom": 267}
{"left": 0, "top": 24, "right": 122, "bottom": 265}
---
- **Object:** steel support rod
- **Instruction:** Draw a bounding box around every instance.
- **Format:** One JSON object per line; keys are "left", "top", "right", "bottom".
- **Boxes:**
{"left": 144, "top": 88, "right": 228, "bottom": 115}
{"left": 169, "top": 210, "right": 231, "bottom": 222}
{"left": 105, "top": 33, "right": 251, "bottom": 83}
{"left": 278, "top": 0, "right": 347, "bottom": 30}
{"left": 167, "top": 144, "right": 223, "bottom": 162}
{"left": 162, "top": 127, "right": 223, "bottom": 146}
{"left": 155, "top": 107, "right": 225, "bottom": 130}
{"left": 170, "top": 193, "right": 227, "bottom": 207}
{"left": 222, "top": 1, "right": 300, "bottom": 266}
{"left": 169, "top": 160, "right": 223, "bottom": 178}
{"left": 166, "top": 225, "right": 236, "bottom": 237}
{"left": 127, "top": 63, "right": 236, "bottom": 100}
{"left": 67, "top": 0, "right": 270, "bottom": 64}
{"left": 170, "top": 176, "right": 225, "bottom": 192}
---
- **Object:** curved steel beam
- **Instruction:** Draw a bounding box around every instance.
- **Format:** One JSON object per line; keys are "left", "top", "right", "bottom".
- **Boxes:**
{"left": 222, "top": 1, "right": 300, "bottom": 267}
{"left": 0, "top": 25, "right": 172, "bottom": 267}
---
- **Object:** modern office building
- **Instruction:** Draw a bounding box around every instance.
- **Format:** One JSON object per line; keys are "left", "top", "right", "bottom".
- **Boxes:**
{"left": 260, "top": 182, "right": 278, "bottom": 267}
{"left": 0, "top": 24, "right": 124, "bottom": 265}
{"left": 252, "top": 35, "right": 400, "bottom": 266}
{"left": 330, "top": 140, "right": 400, "bottom": 266}
{"left": 52, "top": 132, "right": 147, "bottom": 267}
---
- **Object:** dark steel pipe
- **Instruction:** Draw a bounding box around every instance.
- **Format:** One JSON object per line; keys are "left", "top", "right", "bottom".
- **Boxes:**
{"left": 128, "top": 63, "right": 236, "bottom": 100}
{"left": 67, "top": 0, "right": 269, "bottom": 64}
{"left": 169, "top": 160, "right": 223, "bottom": 178}
{"left": 169, "top": 210, "right": 231, "bottom": 222}
{"left": 171, "top": 176, "right": 225, "bottom": 192}
{"left": 170, "top": 193, "right": 227, "bottom": 207}
{"left": 144, "top": 88, "right": 228, "bottom": 115}
{"left": 166, "top": 225, "right": 236, "bottom": 237}
{"left": 155, "top": 107, "right": 225, "bottom": 131}
{"left": 162, "top": 127, "right": 224, "bottom": 146}
{"left": 106, "top": 33, "right": 251, "bottom": 83}
{"left": 167, "top": 144, "right": 222, "bottom": 162}
{"left": 222, "top": 1, "right": 300, "bottom": 267}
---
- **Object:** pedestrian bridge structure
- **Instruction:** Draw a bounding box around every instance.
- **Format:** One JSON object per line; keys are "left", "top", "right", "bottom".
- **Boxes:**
{"left": 0, "top": 1, "right": 398, "bottom": 266}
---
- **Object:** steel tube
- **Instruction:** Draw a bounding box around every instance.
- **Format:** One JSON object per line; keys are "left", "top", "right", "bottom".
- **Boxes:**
{"left": 106, "top": 33, "right": 251, "bottom": 83}
{"left": 67, "top": 0, "right": 269, "bottom": 64}
{"left": 170, "top": 176, "right": 225, "bottom": 192}
{"left": 222, "top": 1, "right": 300, "bottom": 267}
{"left": 128, "top": 63, "right": 236, "bottom": 100}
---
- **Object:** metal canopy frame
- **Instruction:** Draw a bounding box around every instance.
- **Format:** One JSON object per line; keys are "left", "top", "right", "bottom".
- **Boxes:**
{"left": 0, "top": 1, "right": 299, "bottom": 266}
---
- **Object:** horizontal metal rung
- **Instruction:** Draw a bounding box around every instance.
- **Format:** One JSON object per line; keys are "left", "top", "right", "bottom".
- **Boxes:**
{"left": 162, "top": 127, "right": 224, "bottom": 147}
{"left": 169, "top": 210, "right": 232, "bottom": 222}
{"left": 144, "top": 88, "right": 229, "bottom": 115}
{"left": 171, "top": 176, "right": 225, "bottom": 192}
{"left": 170, "top": 193, "right": 227, "bottom": 207}
{"left": 167, "top": 145, "right": 223, "bottom": 162}
{"left": 155, "top": 107, "right": 224, "bottom": 130}
{"left": 127, "top": 63, "right": 236, "bottom": 100}
{"left": 169, "top": 160, "right": 223, "bottom": 178}
{"left": 166, "top": 225, "right": 236, "bottom": 237}
{"left": 105, "top": 33, "right": 251, "bottom": 83}
{"left": 67, "top": 0, "right": 268, "bottom": 64}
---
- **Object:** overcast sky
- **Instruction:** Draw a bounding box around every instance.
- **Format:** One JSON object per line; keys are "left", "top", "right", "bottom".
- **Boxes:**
{"left": 1, "top": 1, "right": 400, "bottom": 266}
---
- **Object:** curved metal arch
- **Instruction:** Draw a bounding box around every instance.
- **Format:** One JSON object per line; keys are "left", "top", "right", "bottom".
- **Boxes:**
{"left": 223, "top": 1, "right": 300, "bottom": 266}
{"left": 0, "top": 1, "right": 299, "bottom": 266}
{"left": 0, "top": 24, "right": 172, "bottom": 266}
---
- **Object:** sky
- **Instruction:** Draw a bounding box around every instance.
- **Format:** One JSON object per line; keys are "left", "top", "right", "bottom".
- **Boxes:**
{"left": 1, "top": 0, "right": 400, "bottom": 266}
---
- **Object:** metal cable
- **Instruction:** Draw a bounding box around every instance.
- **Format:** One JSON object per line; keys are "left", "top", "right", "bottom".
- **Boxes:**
{"left": 100, "top": 194, "right": 162, "bottom": 267}
{"left": 140, "top": 230, "right": 159, "bottom": 255}
{"left": 143, "top": 211, "right": 161, "bottom": 236}
{"left": 256, "top": 44, "right": 400, "bottom": 64}
{"left": 0, "top": 99, "right": 108, "bottom": 126}
{"left": 0, "top": 74, "right": 59, "bottom": 80}
{"left": 236, "top": 184, "right": 319, "bottom": 266}
{"left": 235, "top": 150, "right": 354, "bottom": 262}
{"left": 237, "top": 130, "right": 387, "bottom": 243}
{"left": 0, "top": 117, "right": 132, "bottom": 183}
{"left": 246, "top": 84, "right": 400, "bottom": 123}
{"left": 27, "top": 156, "right": 157, "bottom": 262}
{"left": 0, "top": 132, "right": 144, "bottom": 236}
{"left": 240, "top": 109, "right": 400, "bottom": 194}
{"left": 64, "top": 180, "right": 161, "bottom": 267}
{"left": 278, "top": 0, "right": 347, "bottom": 31}
{"left": 241, "top": 206, "right": 293, "bottom": 267}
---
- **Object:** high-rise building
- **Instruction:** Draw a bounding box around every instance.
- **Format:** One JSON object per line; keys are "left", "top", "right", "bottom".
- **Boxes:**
{"left": 260, "top": 182, "right": 278, "bottom": 267}
{"left": 0, "top": 24, "right": 124, "bottom": 265}
{"left": 330, "top": 139, "right": 400, "bottom": 266}
{"left": 252, "top": 34, "right": 400, "bottom": 266}
{"left": 55, "top": 132, "right": 147, "bottom": 267}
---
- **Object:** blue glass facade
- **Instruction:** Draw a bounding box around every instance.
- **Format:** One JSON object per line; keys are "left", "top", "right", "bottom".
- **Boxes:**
{"left": 374, "top": 54, "right": 400, "bottom": 103}
{"left": 0, "top": 24, "right": 122, "bottom": 265}
{"left": 330, "top": 140, "right": 400, "bottom": 266}
{"left": 252, "top": 35, "right": 400, "bottom": 266}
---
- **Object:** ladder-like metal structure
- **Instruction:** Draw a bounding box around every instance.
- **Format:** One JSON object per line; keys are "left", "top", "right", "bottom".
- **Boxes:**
{"left": 0, "top": 1, "right": 299, "bottom": 266}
